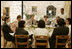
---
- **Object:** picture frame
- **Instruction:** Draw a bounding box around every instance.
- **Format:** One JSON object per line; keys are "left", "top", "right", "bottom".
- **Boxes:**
{"left": 32, "top": 6, "right": 37, "bottom": 12}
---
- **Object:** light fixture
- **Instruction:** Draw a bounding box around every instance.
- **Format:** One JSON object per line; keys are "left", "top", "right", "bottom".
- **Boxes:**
{"left": 49, "top": 10, "right": 52, "bottom": 14}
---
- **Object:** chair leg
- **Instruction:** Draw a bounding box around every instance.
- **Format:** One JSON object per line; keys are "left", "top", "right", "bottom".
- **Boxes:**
{"left": 4, "top": 40, "right": 7, "bottom": 48}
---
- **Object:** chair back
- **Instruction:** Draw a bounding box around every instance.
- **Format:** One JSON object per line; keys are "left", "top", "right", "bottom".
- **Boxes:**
{"left": 15, "top": 35, "right": 29, "bottom": 48}
{"left": 35, "top": 36, "right": 49, "bottom": 48}
{"left": 55, "top": 35, "right": 69, "bottom": 48}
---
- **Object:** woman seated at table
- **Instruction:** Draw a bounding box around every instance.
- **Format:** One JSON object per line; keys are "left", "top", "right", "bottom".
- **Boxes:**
{"left": 33, "top": 20, "right": 50, "bottom": 48}
{"left": 15, "top": 20, "right": 29, "bottom": 48}
{"left": 50, "top": 18, "right": 69, "bottom": 48}
{"left": 65, "top": 18, "right": 71, "bottom": 36}
{"left": 2, "top": 17, "right": 15, "bottom": 44}
{"left": 44, "top": 15, "right": 51, "bottom": 25}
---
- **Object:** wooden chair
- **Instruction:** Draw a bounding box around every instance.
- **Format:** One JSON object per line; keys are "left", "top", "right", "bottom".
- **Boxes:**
{"left": 35, "top": 36, "right": 49, "bottom": 48}
{"left": 15, "top": 35, "right": 29, "bottom": 48}
{"left": 55, "top": 35, "right": 69, "bottom": 48}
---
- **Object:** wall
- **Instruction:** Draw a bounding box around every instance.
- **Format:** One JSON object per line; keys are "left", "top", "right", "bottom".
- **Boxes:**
{"left": 1, "top": 1, "right": 71, "bottom": 22}
{"left": 64, "top": 1, "right": 71, "bottom": 18}
{"left": 23, "top": 1, "right": 65, "bottom": 19}
{"left": 1, "top": 1, "right": 22, "bottom": 23}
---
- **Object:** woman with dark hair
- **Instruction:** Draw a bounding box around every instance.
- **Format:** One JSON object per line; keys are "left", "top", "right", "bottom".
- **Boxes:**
{"left": 15, "top": 20, "right": 29, "bottom": 35}
{"left": 35, "top": 20, "right": 49, "bottom": 36}
{"left": 15, "top": 20, "right": 29, "bottom": 48}
{"left": 44, "top": 15, "right": 51, "bottom": 25}
{"left": 33, "top": 20, "right": 50, "bottom": 48}
{"left": 50, "top": 18, "right": 69, "bottom": 48}
{"left": 38, "top": 20, "right": 45, "bottom": 28}
{"left": 2, "top": 17, "right": 15, "bottom": 43}
{"left": 65, "top": 18, "right": 71, "bottom": 36}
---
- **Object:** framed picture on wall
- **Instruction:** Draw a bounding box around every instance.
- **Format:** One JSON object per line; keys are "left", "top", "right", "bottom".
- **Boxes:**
{"left": 3, "top": 7, "right": 10, "bottom": 17}
{"left": 32, "top": 6, "right": 37, "bottom": 12}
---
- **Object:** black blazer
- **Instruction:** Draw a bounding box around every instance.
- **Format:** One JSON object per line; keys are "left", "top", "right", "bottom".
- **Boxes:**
{"left": 15, "top": 28, "right": 29, "bottom": 35}
{"left": 50, "top": 26, "right": 69, "bottom": 48}
{"left": 2, "top": 22, "right": 15, "bottom": 42}
{"left": 15, "top": 28, "right": 29, "bottom": 42}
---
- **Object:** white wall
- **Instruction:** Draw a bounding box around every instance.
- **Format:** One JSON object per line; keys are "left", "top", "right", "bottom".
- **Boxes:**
{"left": 1, "top": 1, "right": 71, "bottom": 22}
{"left": 23, "top": 1, "right": 65, "bottom": 19}
{"left": 1, "top": 1, "right": 22, "bottom": 23}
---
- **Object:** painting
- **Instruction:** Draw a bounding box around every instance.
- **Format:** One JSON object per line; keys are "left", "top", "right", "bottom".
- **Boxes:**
{"left": 3, "top": 7, "right": 10, "bottom": 16}
{"left": 32, "top": 6, "right": 37, "bottom": 12}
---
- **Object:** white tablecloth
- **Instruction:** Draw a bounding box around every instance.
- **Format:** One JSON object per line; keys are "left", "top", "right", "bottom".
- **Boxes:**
{"left": 9, "top": 25, "right": 54, "bottom": 37}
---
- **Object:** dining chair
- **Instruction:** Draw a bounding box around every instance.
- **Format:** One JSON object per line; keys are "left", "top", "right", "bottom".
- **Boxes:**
{"left": 55, "top": 35, "right": 69, "bottom": 48}
{"left": 15, "top": 35, "right": 29, "bottom": 48}
{"left": 35, "top": 36, "right": 49, "bottom": 48}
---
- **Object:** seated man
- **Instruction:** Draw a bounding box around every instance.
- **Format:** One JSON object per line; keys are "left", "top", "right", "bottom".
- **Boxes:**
{"left": 44, "top": 15, "right": 51, "bottom": 25}
{"left": 13, "top": 15, "right": 22, "bottom": 27}
{"left": 10, "top": 15, "right": 22, "bottom": 31}
{"left": 27, "top": 14, "right": 37, "bottom": 25}
{"left": 55, "top": 16, "right": 60, "bottom": 27}
{"left": 50, "top": 18, "right": 69, "bottom": 48}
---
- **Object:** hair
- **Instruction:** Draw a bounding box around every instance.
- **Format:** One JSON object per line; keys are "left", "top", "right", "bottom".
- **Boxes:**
{"left": 17, "top": 15, "right": 22, "bottom": 19}
{"left": 38, "top": 20, "right": 45, "bottom": 28}
{"left": 1, "top": 16, "right": 5, "bottom": 21}
{"left": 4, "top": 17, "right": 9, "bottom": 22}
{"left": 56, "top": 16, "right": 60, "bottom": 18}
{"left": 44, "top": 15, "right": 48, "bottom": 18}
{"left": 66, "top": 18, "right": 71, "bottom": 24}
{"left": 61, "top": 8, "right": 64, "bottom": 11}
{"left": 57, "top": 18, "right": 66, "bottom": 26}
{"left": 18, "top": 20, "right": 25, "bottom": 28}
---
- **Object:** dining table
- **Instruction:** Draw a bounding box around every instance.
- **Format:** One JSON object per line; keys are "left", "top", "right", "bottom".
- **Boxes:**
{"left": 9, "top": 25, "right": 55, "bottom": 37}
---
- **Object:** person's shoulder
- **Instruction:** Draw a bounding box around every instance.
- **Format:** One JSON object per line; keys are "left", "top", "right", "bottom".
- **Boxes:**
{"left": 24, "top": 29, "right": 28, "bottom": 33}
{"left": 22, "top": 30, "right": 28, "bottom": 34}
{"left": 66, "top": 26, "right": 69, "bottom": 30}
{"left": 69, "top": 25, "right": 71, "bottom": 28}
{"left": 3, "top": 23, "right": 8, "bottom": 26}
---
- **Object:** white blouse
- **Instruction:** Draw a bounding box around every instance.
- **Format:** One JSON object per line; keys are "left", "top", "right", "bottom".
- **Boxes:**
{"left": 68, "top": 25, "right": 71, "bottom": 36}
{"left": 34, "top": 28, "right": 49, "bottom": 36}
{"left": 66, "top": 25, "right": 71, "bottom": 36}
{"left": 32, "top": 28, "right": 50, "bottom": 48}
